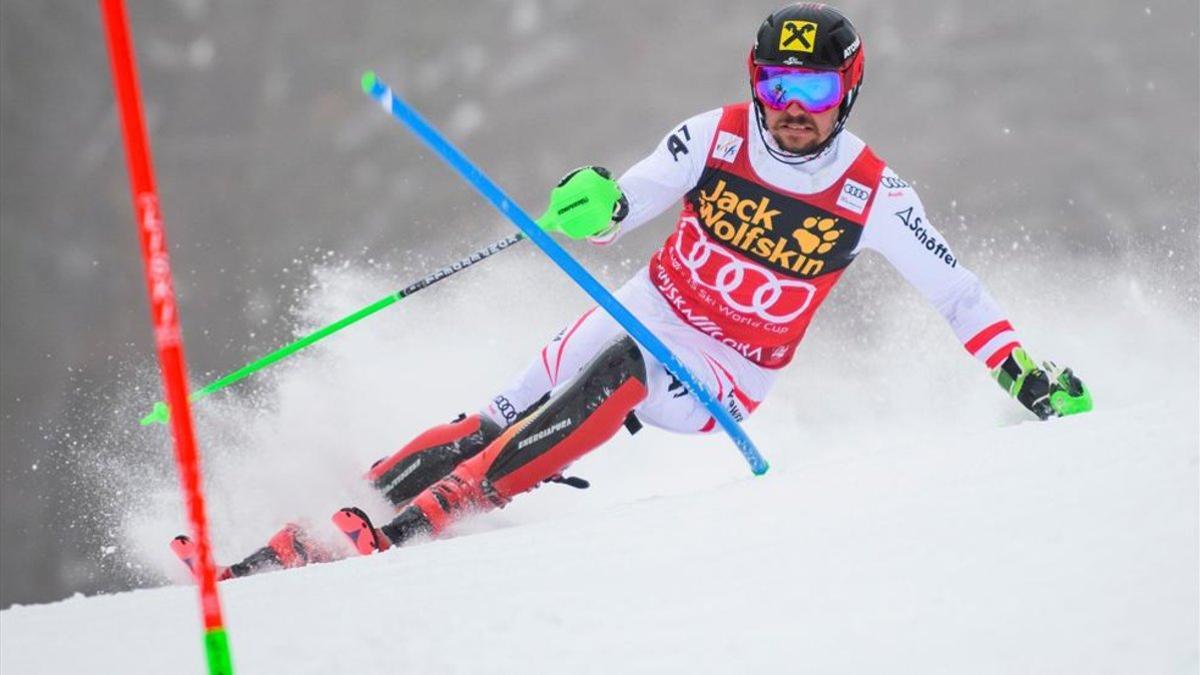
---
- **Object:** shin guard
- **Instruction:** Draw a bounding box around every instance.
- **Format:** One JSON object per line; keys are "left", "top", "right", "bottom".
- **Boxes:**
{"left": 367, "top": 412, "right": 502, "bottom": 507}
{"left": 381, "top": 337, "right": 648, "bottom": 547}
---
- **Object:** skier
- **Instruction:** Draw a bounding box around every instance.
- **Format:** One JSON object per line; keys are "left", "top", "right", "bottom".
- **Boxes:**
{"left": 174, "top": 3, "right": 1092, "bottom": 579}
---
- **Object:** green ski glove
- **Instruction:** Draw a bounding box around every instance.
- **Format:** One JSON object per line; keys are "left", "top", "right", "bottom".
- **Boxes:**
{"left": 993, "top": 346, "right": 1093, "bottom": 420}
{"left": 537, "top": 166, "right": 629, "bottom": 240}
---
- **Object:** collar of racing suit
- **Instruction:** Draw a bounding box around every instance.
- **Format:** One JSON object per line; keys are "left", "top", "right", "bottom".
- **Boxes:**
{"left": 751, "top": 107, "right": 842, "bottom": 174}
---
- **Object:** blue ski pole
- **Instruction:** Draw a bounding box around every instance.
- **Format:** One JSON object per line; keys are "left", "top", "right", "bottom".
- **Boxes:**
{"left": 360, "top": 71, "right": 768, "bottom": 475}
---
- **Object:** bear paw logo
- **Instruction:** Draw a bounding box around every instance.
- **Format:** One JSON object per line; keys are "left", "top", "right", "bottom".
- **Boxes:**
{"left": 792, "top": 217, "right": 842, "bottom": 255}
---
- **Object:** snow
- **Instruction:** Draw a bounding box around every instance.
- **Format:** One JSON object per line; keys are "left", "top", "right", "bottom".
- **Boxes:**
{"left": 3, "top": 388, "right": 1197, "bottom": 672}
{"left": 2, "top": 248, "right": 1196, "bottom": 673}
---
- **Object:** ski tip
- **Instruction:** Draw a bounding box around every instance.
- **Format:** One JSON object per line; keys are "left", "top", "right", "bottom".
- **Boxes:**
{"left": 361, "top": 70, "right": 378, "bottom": 94}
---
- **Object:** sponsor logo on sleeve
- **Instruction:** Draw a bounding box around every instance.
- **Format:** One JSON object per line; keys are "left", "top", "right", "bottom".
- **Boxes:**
{"left": 779, "top": 20, "right": 818, "bottom": 53}
{"left": 894, "top": 207, "right": 957, "bottom": 268}
{"left": 880, "top": 175, "right": 911, "bottom": 197}
{"left": 836, "top": 178, "right": 872, "bottom": 214}
{"left": 712, "top": 131, "right": 744, "bottom": 162}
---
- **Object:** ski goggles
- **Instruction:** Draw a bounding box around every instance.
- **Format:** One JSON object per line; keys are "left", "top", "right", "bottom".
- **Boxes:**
{"left": 752, "top": 66, "right": 845, "bottom": 113}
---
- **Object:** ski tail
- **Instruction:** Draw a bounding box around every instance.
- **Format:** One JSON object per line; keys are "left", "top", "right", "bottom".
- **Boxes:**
{"left": 170, "top": 535, "right": 232, "bottom": 582}
{"left": 332, "top": 507, "right": 390, "bottom": 555}
{"left": 171, "top": 523, "right": 336, "bottom": 582}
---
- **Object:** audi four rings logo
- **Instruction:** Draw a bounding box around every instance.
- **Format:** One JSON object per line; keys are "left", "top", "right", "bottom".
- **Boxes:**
{"left": 491, "top": 395, "right": 518, "bottom": 423}
{"left": 836, "top": 178, "right": 872, "bottom": 215}
{"left": 673, "top": 217, "right": 816, "bottom": 323}
{"left": 843, "top": 184, "right": 869, "bottom": 200}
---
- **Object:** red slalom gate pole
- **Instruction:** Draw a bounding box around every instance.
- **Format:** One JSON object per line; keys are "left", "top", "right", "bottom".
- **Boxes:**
{"left": 99, "top": 1, "right": 234, "bottom": 672}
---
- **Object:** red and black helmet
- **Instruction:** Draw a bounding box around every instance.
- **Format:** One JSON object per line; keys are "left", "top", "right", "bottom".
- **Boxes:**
{"left": 748, "top": 4, "right": 865, "bottom": 157}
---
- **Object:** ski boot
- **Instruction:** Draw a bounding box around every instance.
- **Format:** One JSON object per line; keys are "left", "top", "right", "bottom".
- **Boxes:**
{"left": 171, "top": 523, "right": 334, "bottom": 581}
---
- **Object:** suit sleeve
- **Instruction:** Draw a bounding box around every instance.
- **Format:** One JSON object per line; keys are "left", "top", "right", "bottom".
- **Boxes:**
{"left": 857, "top": 168, "right": 1022, "bottom": 369}
{"left": 588, "top": 109, "right": 721, "bottom": 245}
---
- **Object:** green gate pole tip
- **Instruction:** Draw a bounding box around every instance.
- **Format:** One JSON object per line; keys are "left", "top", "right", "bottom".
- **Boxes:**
{"left": 753, "top": 461, "right": 769, "bottom": 476}
{"left": 361, "top": 70, "right": 377, "bottom": 93}
{"left": 204, "top": 627, "right": 234, "bottom": 675}
{"left": 140, "top": 400, "right": 169, "bottom": 426}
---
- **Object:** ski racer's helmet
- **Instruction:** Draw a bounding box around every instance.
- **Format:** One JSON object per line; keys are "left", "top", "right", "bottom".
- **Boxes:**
{"left": 748, "top": 3, "right": 865, "bottom": 160}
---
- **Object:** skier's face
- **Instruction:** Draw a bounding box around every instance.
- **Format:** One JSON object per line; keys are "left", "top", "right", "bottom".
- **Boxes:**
{"left": 763, "top": 101, "right": 838, "bottom": 155}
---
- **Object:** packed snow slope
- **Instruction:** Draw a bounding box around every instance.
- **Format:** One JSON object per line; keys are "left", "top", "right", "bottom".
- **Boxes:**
{"left": 3, "top": 246, "right": 1197, "bottom": 673}
{"left": 3, "top": 398, "right": 1197, "bottom": 674}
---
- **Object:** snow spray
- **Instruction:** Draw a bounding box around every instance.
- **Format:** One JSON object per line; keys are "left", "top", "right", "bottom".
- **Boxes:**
{"left": 137, "top": 232, "right": 526, "bottom": 426}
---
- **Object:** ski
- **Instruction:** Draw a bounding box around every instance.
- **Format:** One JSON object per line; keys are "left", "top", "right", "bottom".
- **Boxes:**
{"left": 171, "top": 523, "right": 337, "bottom": 582}
{"left": 170, "top": 535, "right": 232, "bottom": 582}
{"left": 332, "top": 507, "right": 390, "bottom": 555}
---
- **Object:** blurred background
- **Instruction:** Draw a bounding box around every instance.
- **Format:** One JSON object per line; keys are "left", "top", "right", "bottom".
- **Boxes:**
{"left": 1, "top": 0, "right": 1196, "bottom": 608}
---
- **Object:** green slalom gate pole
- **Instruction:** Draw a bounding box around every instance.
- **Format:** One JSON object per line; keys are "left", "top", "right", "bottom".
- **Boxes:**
{"left": 140, "top": 232, "right": 525, "bottom": 426}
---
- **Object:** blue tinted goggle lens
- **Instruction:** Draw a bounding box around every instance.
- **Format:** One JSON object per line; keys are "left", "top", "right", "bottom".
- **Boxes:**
{"left": 753, "top": 67, "right": 844, "bottom": 113}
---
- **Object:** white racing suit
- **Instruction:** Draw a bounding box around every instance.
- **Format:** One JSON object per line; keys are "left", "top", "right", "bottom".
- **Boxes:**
{"left": 485, "top": 102, "right": 1021, "bottom": 434}
{"left": 220, "top": 102, "right": 1031, "bottom": 570}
